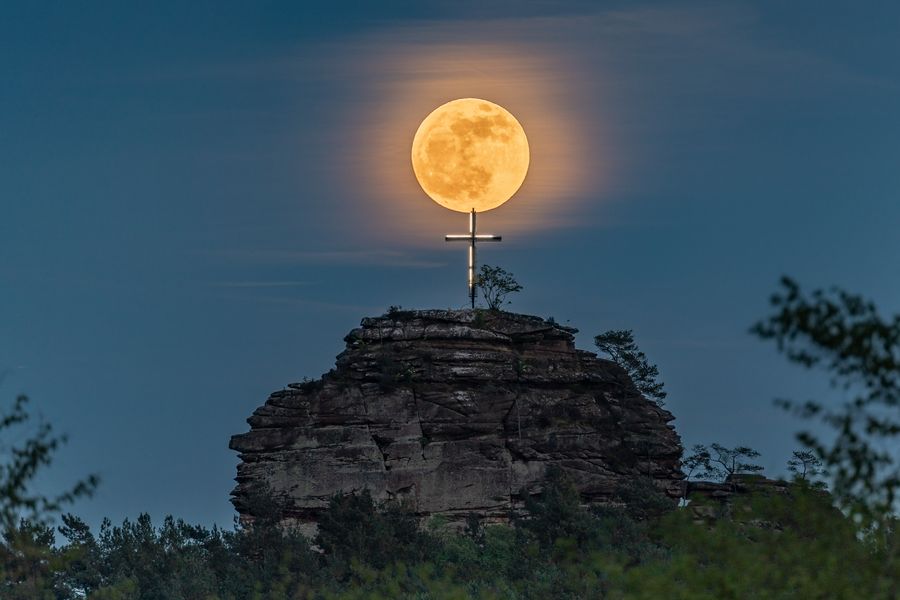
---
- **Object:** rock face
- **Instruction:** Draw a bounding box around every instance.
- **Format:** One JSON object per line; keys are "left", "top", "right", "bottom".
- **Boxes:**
{"left": 230, "top": 310, "right": 683, "bottom": 527}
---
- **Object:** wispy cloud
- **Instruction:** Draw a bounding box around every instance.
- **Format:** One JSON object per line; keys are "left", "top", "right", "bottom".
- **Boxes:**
{"left": 208, "top": 280, "right": 315, "bottom": 288}
{"left": 242, "top": 295, "right": 382, "bottom": 314}
{"left": 219, "top": 249, "right": 446, "bottom": 269}
{"left": 644, "top": 338, "right": 744, "bottom": 350}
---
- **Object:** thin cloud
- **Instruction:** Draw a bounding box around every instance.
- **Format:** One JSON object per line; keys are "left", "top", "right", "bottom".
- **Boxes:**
{"left": 219, "top": 249, "right": 446, "bottom": 269}
{"left": 246, "top": 295, "right": 382, "bottom": 314}
{"left": 208, "top": 281, "right": 315, "bottom": 288}
{"left": 644, "top": 338, "right": 744, "bottom": 350}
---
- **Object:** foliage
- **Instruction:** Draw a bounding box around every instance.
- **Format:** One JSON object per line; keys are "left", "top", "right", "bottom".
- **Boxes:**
{"left": 45, "top": 489, "right": 321, "bottom": 599}
{"left": 478, "top": 265, "right": 523, "bottom": 311}
{"left": 316, "top": 490, "right": 436, "bottom": 576}
{"left": 0, "top": 395, "right": 99, "bottom": 531}
{"left": 787, "top": 450, "right": 825, "bottom": 484}
{"left": 0, "top": 520, "right": 70, "bottom": 599}
{"left": 610, "top": 477, "right": 677, "bottom": 522}
{"left": 682, "top": 443, "right": 763, "bottom": 484}
{"left": 516, "top": 466, "right": 600, "bottom": 552}
{"left": 0, "top": 394, "right": 99, "bottom": 598}
{"left": 2, "top": 461, "right": 899, "bottom": 598}
{"left": 374, "top": 354, "right": 416, "bottom": 391}
{"left": 385, "top": 305, "right": 415, "bottom": 319}
{"left": 593, "top": 330, "right": 667, "bottom": 405}
{"left": 752, "top": 276, "right": 900, "bottom": 517}
{"left": 681, "top": 444, "right": 711, "bottom": 481}
{"left": 291, "top": 376, "right": 324, "bottom": 394}
{"left": 618, "top": 484, "right": 900, "bottom": 600}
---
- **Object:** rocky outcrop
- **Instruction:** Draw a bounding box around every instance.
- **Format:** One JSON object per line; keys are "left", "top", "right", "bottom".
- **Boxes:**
{"left": 687, "top": 474, "right": 792, "bottom": 503}
{"left": 685, "top": 474, "right": 795, "bottom": 518}
{"left": 230, "top": 309, "right": 683, "bottom": 527}
{"left": 684, "top": 474, "right": 832, "bottom": 526}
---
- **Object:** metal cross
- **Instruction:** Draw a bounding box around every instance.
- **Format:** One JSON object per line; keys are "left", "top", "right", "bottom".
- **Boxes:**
{"left": 445, "top": 209, "right": 501, "bottom": 308}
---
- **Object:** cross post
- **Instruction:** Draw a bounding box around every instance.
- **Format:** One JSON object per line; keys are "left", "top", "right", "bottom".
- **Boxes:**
{"left": 445, "top": 209, "right": 501, "bottom": 308}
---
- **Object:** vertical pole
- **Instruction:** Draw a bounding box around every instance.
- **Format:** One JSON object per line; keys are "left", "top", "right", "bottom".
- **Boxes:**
{"left": 469, "top": 209, "right": 476, "bottom": 309}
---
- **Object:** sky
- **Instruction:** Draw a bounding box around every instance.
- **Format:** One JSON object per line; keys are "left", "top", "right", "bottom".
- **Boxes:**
{"left": 2, "top": 1, "right": 899, "bottom": 530}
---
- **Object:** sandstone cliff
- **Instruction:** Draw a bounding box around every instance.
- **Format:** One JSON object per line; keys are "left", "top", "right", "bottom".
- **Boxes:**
{"left": 230, "top": 309, "right": 683, "bottom": 526}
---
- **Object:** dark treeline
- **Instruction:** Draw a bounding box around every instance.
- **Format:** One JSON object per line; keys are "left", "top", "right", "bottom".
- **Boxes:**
{"left": 5, "top": 470, "right": 899, "bottom": 599}
{"left": 3, "top": 277, "right": 900, "bottom": 598}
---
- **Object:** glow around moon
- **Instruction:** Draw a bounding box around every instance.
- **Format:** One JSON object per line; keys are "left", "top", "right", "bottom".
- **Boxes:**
{"left": 411, "top": 98, "right": 530, "bottom": 213}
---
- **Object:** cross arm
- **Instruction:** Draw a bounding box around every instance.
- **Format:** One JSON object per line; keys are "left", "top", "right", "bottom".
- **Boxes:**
{"left": 444, "top": 234, "right": 502, "bottom": 241}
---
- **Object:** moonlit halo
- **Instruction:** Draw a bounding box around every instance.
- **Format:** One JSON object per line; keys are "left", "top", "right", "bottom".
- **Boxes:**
{"left": 411, "top": 98, "right": 530, "bottom": 213}
{"left": 335, "top": 39, "right": 604, "bottom": 244}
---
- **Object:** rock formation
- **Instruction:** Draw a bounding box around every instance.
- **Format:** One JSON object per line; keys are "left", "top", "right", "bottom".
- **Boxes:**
{"left": 230, "top": 309, "right": 683, "bottom": 528}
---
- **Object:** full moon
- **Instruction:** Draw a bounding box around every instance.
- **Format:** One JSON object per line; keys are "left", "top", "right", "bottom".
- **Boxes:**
{"left": 411, "top": 98, "right": 530, "bottom": 213}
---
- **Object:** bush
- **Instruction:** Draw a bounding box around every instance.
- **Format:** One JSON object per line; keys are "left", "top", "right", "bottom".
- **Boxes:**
{"left": 516, "top": 467, "right": 598, "bottom": 552}
{"left": 316, "top": 490, "right": 436, "bottom": 575}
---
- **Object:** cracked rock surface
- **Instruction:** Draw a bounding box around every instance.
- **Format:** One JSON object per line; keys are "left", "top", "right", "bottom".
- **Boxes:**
{"left": 230, "top": 309, "right": 683, "bottom": 526}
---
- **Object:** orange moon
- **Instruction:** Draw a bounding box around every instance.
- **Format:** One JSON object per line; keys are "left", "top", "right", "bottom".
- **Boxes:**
{"left": 411, "top": 98, "right": 530, "bottom": 213}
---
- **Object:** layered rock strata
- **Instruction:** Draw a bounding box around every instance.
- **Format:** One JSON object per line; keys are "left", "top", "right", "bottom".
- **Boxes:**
{"left": 230, "top": 310, "right": 683, "bottom": 527}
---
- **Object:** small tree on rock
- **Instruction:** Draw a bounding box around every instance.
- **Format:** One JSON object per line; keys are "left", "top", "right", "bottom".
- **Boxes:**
{"left": 788, "top": 450, "right": 825, "bottom": 483}
{"left": 478, "top": 264, "right": 522, "bottom": 311}
{"left": 680, "top": 444, "right": 714, "bottom": 504}
{"left": 594, "top": 330, "right": 667, "bottom": 405}
{"left": 686, "top": 443, "right": 764, "bottom": 484}
{"left": 682, "top": 444, "right": 712, "bottom": 481}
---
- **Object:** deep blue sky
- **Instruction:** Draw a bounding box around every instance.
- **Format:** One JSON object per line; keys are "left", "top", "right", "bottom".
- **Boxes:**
{"left": 3, "top": 1, "right": 899, "bottom": 530}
